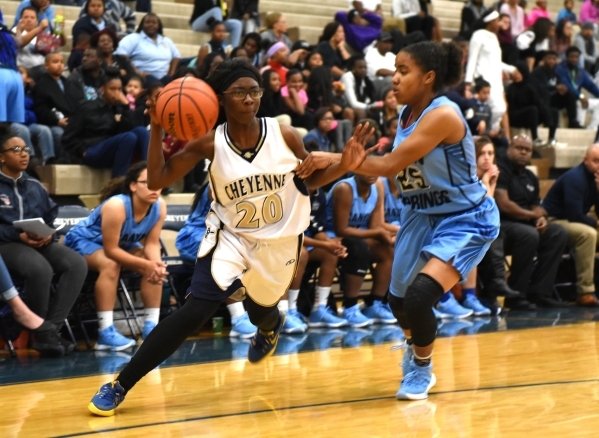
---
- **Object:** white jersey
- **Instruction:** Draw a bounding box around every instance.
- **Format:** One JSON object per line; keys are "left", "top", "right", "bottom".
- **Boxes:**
{"left": 209, "top": 117, "right": 311, "bottom": 239}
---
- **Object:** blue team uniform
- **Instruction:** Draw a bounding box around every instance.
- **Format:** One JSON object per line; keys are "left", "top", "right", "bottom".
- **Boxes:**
{"left": 325, "top": 176, "right": 378, "bottom": 238}
{"left": 381, "top": 177, "right": 403, "bottom": 226}
{"left": 64, "top": 194, "right": 162, "bottom": 256}
{"left": 390, "top": 96, "right": 499, "bottom": 298}
{"left": 175, "top": 185, "right": 212, "bottom": 264}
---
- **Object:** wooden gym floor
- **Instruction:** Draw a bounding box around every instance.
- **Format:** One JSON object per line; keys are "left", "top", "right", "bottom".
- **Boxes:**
{"left": 1, "top": 308, "right": 599, "bottom": 437}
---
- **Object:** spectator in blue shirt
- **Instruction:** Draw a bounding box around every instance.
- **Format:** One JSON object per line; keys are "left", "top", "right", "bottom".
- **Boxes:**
{"left": 115, "top": 13, "right": 180, "bottom": 85}
{"left": 556, "top": 46, "right": 599, "bottom": 130}
{"left": 13, "top": 0, "right": 54, "bottom": 30}
{"left": 542, "top": 144, "right": 599, "bottom": 307}
{"left": 72, "top": 0, "right": 119, "bottom": 45}
{"left": 557, "top": 0, "right": 577, "bottom": 25}
{"left": 79, "top": 0, "right": 136, "bottom": 38}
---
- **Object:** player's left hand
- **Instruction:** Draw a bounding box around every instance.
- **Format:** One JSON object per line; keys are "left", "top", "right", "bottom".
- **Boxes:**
{"left": 340, "top": 122, "right": 379, "bottom": 172}
{"left": 295, "top": 152, "right": 338, "bottom": 179}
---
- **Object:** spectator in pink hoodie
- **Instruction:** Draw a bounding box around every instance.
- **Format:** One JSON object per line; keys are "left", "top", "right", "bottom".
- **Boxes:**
{"left": 580, "top": 0, "right": 599, "bottom": 25}
{"left": 526, "top": 0, "right": 551, "bottom": 27}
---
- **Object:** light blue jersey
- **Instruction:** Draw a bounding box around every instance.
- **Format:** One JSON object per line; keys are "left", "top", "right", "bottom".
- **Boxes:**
{"left": 393, "top": 96, "right": 487, "bottom": 215}
{"left": 64, "top": 194, "right": 162, "bottom": 256}
{"left": 325, "top": 176, "right": 378, "bottom": 237}
{"left": 175, "top": 185, "right": 212, "bottom": 264}
{"left": 381, "top": 177, "right": 403, "bottom": 226}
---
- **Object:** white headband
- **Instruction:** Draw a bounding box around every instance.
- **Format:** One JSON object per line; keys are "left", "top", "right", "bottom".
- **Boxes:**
{"left": 483, "top": 11, "right": 500, "bottom": 23}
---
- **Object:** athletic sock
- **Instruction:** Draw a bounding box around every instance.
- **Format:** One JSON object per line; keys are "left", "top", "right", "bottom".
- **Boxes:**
{"left": 439, "top": 292, "right": 451, "bottom": 303}
{"left": 314, "top": 286, "right": 331, "bottom": 310}
{"left": 145, "top": 308, "right": 160, "bottom": 325}
{"left": 462, "top": 288, "right": 476, "bottom": 297}
{"left": 278, "top": 299, "right": 289, "bottom": 314}
{"left": 414, "top": 352, "right": 432, "bottom": 367}
{"left": 227, "top": 301, "right": 245, "bottom": 320}
{"left": 343, "top": 297, "right": 358, "bottom": 309}
{"left": 97, "top": 311, "right": 113, "bottom": 331}
{"left": 287, "top": 289, "right": 300, "bottom": 310}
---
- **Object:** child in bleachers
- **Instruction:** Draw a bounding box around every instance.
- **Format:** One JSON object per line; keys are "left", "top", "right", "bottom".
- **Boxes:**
{"left": 125, "top": 76, "right": 144, "bottom": 111}
{"left": 301, "top": 51, "right": 323, "bottom": 80}
{"left": 196, "top": 21, "right": 232, "bottom": 67}
{"left": 557, "top": 0, "right": 577, "bottom": 24}
{"left": 471, "top": 78, "right": 509, "bottom": 150}
{"left": 282, "top": 69, "right": 311, "bottom": 130}
{"left": 303, "top": 107, "right": 335, "bottom": 152}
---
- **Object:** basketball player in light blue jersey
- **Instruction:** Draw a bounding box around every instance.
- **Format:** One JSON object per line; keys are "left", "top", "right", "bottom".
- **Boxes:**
{"left": 298, "top": 41, "right": 500, "bottom": 400}
{"left": 65, "top": 162, "right": 167, "bottom": 351}
{"left": 325, "top": 175, "right": 397, "bottom": 327}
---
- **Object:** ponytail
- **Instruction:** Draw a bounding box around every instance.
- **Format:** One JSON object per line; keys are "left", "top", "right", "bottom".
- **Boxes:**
{"left": 99, "top": 161, "right": 148, "bottom": 202}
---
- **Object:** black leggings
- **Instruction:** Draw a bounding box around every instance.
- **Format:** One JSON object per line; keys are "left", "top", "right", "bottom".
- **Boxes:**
{"left": 509, "top": 105, "right": 558, "bottom": 141}
{"left": 117, "top": 294, "right": 279, "bottom": 392}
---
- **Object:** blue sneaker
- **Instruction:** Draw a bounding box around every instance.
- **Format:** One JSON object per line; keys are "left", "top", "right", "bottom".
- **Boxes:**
{"left": 343, "top": 304, "right": 373, "bottom": 328}
{"left": 363, "top": 300, "right": 398, "bottom": 324}
{"left": 309, "top": 305, "right": 349, "bottom": 328}
{"left": 88, "top": 381, "right": 126, "bottom": 416}
{"left": 392, "top": 341, "right": 414, "bottom": 376}
{"left": 309, "top": 328, "right": 347, "bottom": 350}
{"left": 462, "top": 294, "right": 492, "bottom": 316}
{"left": 95, "top": 325, "right": 136, "bottom": 351}
{"left": 141, "top": 321, "right": 156, "bottom": 340}
{"left": 282, "top": 309, "right": 307, "bottom": 334}
{"left": 342, "top": 328, "right": 372, "bottom": 348}
{"left": 230, "top": 312, "right": 256, "bottom": 339}
{"left": 397, "top": 359, "right": 437, "bottom": 400}
{"left": 248, "top": 312, "right": 285, "bottom": 363}
{"left": 437, "top": 294, "right": 473, "bottom": 319}
{"left": 432, "top": 307, "right": 443, "bottom": 319}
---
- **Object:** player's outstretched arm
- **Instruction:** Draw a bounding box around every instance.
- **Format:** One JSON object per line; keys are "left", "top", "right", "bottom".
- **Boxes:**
{"left": 145, "top": 98, "right": 211, "bottom": 190}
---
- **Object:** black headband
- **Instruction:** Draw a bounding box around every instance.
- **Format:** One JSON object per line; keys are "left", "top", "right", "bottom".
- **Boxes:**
{"left": 217, "top": 66, "right": 261, "bottom": 94}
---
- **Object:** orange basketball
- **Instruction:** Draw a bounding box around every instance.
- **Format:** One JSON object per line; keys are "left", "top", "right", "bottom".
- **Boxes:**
{"left": 155, "top": 77, "right": 219, "bottom": 141}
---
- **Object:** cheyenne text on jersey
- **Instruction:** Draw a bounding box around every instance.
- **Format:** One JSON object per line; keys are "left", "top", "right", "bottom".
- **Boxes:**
{"left": 224, "top": 174, "right": 287, "bottom": 201}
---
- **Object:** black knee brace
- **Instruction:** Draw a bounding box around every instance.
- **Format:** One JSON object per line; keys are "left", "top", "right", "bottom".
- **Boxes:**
{"left": 388, "top": 294, "right": 410, "bottom": 330}
{"left": 339, "top": 237, "right": 371, "bottom": 276}
{"left": 403, "top": 273, "right": 444, "bottom": 347}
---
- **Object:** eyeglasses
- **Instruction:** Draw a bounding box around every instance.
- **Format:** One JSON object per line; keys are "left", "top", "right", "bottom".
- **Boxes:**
{"left": 136, "top": 180, "right": 148, "bottom": 185}
{"left": 222, "top": 89, "right": 264, "bottom": 100}
{"left": 1, "top": 146, "right": 31, "bottom": 154}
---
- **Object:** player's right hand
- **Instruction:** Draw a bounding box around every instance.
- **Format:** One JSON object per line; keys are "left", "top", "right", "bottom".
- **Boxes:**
{"left": 144, "top": 260, "right": 168, "bottom": 284}
{"left": 324, "top": 240, "right": 347, "bottom": 258}
{"left": 145, "top": 97, "right": 161, "bottom": 126}
{"left": 340, "top": 122, "right": 378, "bottom": 172}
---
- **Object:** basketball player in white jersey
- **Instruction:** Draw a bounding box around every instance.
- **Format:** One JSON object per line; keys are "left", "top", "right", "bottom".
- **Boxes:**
{"left": 88, "top": 58, "right": 375, "bottom": 416}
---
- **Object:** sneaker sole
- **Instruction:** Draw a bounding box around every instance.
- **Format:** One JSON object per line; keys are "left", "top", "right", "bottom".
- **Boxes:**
{"left": 368, "top": 318, "right": 399, "bottom": 324}
{"left": 396, "top": 373, "right": 437, "bottom": 401}
{"left": 88, "top": 402, "right": 116, "bottom": 417}
{"left": 472, "top": 310, "right": 492, "bottom": 316}
{"left": 230, "top": 330, "right": 255, "bottom": 339}
{"left": 347, "top": 319, "right": 372, "bottom": 328}
{"left": 94, "top": 339, "right": 136, "bottom": 352}
{"left": 282, "top": 327, "right": 307, "bottom": 334}
{"left": 308, "top": 320, "right": 348, "bottom": 328}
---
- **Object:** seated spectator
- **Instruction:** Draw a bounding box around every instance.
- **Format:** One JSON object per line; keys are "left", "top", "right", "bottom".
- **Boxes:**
{"left": 519, "top": 17, "right": 555, "bottom": 71}
{"left": 241, "top": 32, "right": 262, "bottom": 68}
{"left": 334, "top": 9, "right": 382, "bottom": 53}
{"left": 554, "top": 18, "right": 573, "bottom": 60}
{"left": 0, "top": 254, "right": 65, "bottom": 356}
{"left": 67, "top": 47, "right": 104, "bottom": 103}
{"left": 90, "top": 28, "right": 135, "bottom": 85}
{"left": 32, "top": 53, "right": 79, "bottom": 141}
{"left": 316, "top": 22, "right": 351, "bottom": 78}
{"left": 67, "top": 33, "right": 91, "bottom": 72}
{"left": 460, "top": 0, "right": 488, "bottom": 40}
{"left": 196, "top": 52, "right": 224, "bottom": 80}
{"left": 500, "top": 0, "right": 526, "bottom": 40}
{"left": 11, "top": 66, "right": 63, "bottom": 164}
{"left": 557, "top": 0, "right": 577, "bottom": 25}
{"left": 72, "top": 0, "right": 119, "bottom": 45}
{"left": 12, "top": 0, "right": 54, "bottom": 29}
{"left": 196, "top": 20, "right": 231, "bottom": 67}
{"left": 64, "top": 162, "right": 166, "bottom": 350}
{"left": 229, "top": 46, "right": 248, "bottom": 59}
{"left": 556, "top": 46, "right": 599, "bottom": 130}
{"left": 575, "top": 22, "right": 599, "bottom": 75}
{"left": 115, "top": 13, "right": 180, "bottom": 85}
{"left": 289, "top": 40, "right": 311, "bottom": 72}
{"left": 61, "top": 68, "right": 149, "bottom": 176}
{"left": 340, "top": 55, "right": 381, "bottom": 121}
{"left": 506, "top": 61, "right": 559, "bottom": 147}
{"left": 13, "top": 6, "right": 48, "bottom": 72}
{"left": 79, "top": 0, "right": 136, "bottom": 38}
{"left": 392, "top": 0, "right": 435, "bottom": 40}
{"left": 325, "top": 174, "right": 396, "bottom": 326}
{"left": 371, "top": 86, "right": 399, "bottom": 137}
{"left": 303, "top": 107, "right": 335, "bottom": 152}
{"left": 542, "top": 143, "right": 599, "bottom": 307}
{"left": 364, "top": 32, "right": 396, "bottom": 84}
{"left": 525, "top": 0, "right": 550, "bottom": 27}
{"left": 497, "top": 13, "right": 518, "bottom": 65}
{"left": 281, "top": 69, "right": 312, "bottom": 130}
{"left": 302, "top": 51, "right": 324, "bottom": 79}
{"left": 190, "top": 0, "right": 242, "bottom": 48}
{"left": 580, "top": 0, "right": 599, "bottom": 28}
{"left": 0, "top": 126, "right": 87, "bottom": 351}
{"left": 262, "top": 42, "right": 289, "bottom": 83}
{"left": 494, "top": 135, "right": 568, "bottom": 309}
{"left": 531, "top": 50, "right": 580, "bottom": 129}
{"left": 256, "top": 69, "right": 286, "bottom": 120}
{"left": 471, "top": 78, "right": 509, "bottom": 150}
{"left": 259, "top": 13, "right": 292, "bottom": 51}
{"left": 230, "top": 0, "right": 260, "bottom": 35}
{"left": 125, "top": 76, "right": 144, "bottom": 111}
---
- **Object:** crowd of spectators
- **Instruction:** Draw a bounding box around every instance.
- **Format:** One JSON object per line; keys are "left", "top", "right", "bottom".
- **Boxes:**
{"left": 2, "top": 0, "right": 599, "bottom": 356}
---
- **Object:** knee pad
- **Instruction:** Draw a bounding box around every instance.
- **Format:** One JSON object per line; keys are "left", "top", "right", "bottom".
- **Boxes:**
{"left": 403, "top": 273, "right": 444, "bottom": 347}
{"left": 339, "top": 237, "right": 371, "bottom": 276}
{"left": 388, "top": 294, "right": 410, "bottom": 330}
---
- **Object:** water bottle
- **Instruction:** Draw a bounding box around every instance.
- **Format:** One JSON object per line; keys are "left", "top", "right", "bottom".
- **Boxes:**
{"left": 54, "top": 11, "right": 64, "bottom": 36}
{"left": 52, "top": 108, "right": 64, "bottom": 120}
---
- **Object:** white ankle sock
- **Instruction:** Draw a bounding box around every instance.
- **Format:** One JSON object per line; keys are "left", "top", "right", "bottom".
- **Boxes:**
{"left": 287, "top": 289, "right": 300, "bottom": 310}
{"left": 278, "top": 299, "right": 289, "bottom": 313}
{"left": 145, "top": 308, "right": 160, "bottom": 325}
{"left": 227, "top": 301, "right": 245, "bottom": 320}
{"left": 314, "top": 286, "right": 332, "bottom": 310}
{"left": 97, "top": 311, "right": 113, "bottom": 331}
